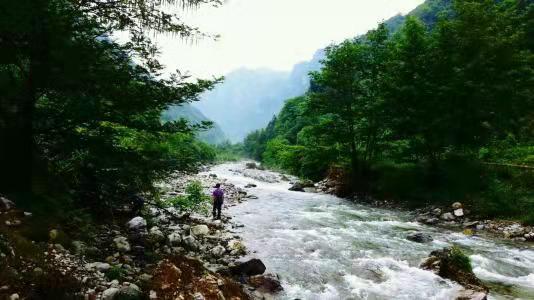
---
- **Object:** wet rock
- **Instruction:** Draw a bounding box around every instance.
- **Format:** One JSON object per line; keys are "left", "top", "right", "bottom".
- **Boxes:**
{"left": 288, "top": 182, "right": 305, "bottom": 192}
{"left": 454, "top": 208, "right": 465, "bottom": 217}
{"left": 456, "top": 288, "right": 488, "bottom": 300}
{"left": 229, "top": 259, "right": 266, "bottom": 276}
{"left": 463, "top": 221, "right": 479, "bottom": 229}
{"left": 248, "top": 274, "right": 283, "bottom": 293}
{"left": 113, "top": 236, "right": 131, "bottom": 252}
{"left": 245, "top": 162, "right": 258, "bottom": 169}
{"left": 441, "top": 212, "right": 455, "bottom": 221}
{"left": 245, "top": 183, "right": 257, "bottom": 188}
{"left": 9, "top": 294, "right": 19, "bottom": 300}
{"left": 407, "top": 232, "right": 433, "bottom": 243}
{"left": 191, "top": 225, "right": 209, "bottom": 236}
{"left": 421, "top": 247, "right": 488, "bottom": 299}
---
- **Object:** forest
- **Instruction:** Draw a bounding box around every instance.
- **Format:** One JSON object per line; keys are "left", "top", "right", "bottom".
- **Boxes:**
{"left": 244, "top": 0, "right": 534, "bottom": 223}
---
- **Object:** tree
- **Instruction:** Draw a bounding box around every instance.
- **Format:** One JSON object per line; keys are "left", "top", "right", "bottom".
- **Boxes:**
{"left": 0, "top": 0, "right": 219, "bottom": 201}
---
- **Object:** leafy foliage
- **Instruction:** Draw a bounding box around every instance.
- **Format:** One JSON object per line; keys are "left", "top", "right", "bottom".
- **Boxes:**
{"left": 166, "top": 181, "right": 211, "bottom": 213}
{"left": 0, "top": 0, "right": 220, "bottom": 211}
{"left": 244, "top": 0, "right": 534, "bottom": 222}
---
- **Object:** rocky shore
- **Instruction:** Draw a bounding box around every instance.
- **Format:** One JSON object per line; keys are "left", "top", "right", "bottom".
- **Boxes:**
{"left": 0, "top": 167, "right": 281, "bottom": 300}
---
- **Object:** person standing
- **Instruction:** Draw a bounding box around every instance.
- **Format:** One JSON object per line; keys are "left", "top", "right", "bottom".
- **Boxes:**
{"left": 212, "top": 183, "right": 224, "bottom": 220}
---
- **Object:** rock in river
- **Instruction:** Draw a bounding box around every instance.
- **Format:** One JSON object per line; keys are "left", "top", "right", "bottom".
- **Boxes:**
{"left": 229, "top": 259, "right": 266, "bottom": 276}
{"left": 407, "top": 232, "right": 433, "bottom": 243}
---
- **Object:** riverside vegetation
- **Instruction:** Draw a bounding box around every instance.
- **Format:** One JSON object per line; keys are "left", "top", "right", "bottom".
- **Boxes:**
{"left": 244, "top": 0, "right": 534, "bottom": 225}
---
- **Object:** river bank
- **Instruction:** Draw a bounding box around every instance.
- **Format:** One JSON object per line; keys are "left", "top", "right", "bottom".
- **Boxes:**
{"left": 0, "top": 166, "right": 279, "bottom": 300}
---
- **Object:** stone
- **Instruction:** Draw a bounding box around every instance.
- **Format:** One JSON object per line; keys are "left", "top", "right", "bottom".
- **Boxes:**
{"left": 5, "top": 220, "right": 21, "bottom": 227}
{"left": 167, "top": 232, "right": 182, "bottom": 246}
{"left": 191, "top": 225, "right": 209, "bottom": 236}
{"left": 149, "top": 290, "right": 157, "bottom": 300}
{"left": 441, "top": 212, "right": 455, "bottom": 221}
{"left": 127, "top": 217, "right": 147, "bottom": 231}
{"left": 117, "top": 284, "right": 141, "bottom": 299}
{"left": 113, "top": 236, "right": 131, "bottom": 252}
{"left": 211, "top": 245, "right": 226, "bottom": 257}
{"left": 193, "top": 292, "right": 205, "bottom": 300}
{"left": 183, "top": 235, "right": 199, "bottom": 250}
{"left": 229, "top": 259, "right": 266, "bottom": 276}
{"left": 138, "top": 273, "right": 152, "bottom": 282}
{"left": 454, "top": 208, "right": 465, "bottom": 217}
{"left": 85, "top": 262, "right": 111, "bottom": 272}
{"left": 463, "top": 221, "right": 479, "bottom": 229}
{"left": 432, "top": 208, "right": 442, "bottom": 216}
{"left": 72, "top": 240, "right": 88, "bottom": 255}
{"left": 102, "top": 287, "right": 119, "bottom": 300}
{"left": 245, "top": 183, "right": 257, "bottom": 188}
{"left": 421, "top": 247, "right": 488, "bottom": 299}
{"left": 9, "top": 294, "right": 19, "bottom": 300}
{"left": 476, "top": 224, "right": 485, "bottom": 231}
{"left": 149, "top": 227, "right": 165, "bottom": 242}
{"left": 33, "top": 267, "right": 44, "bottom": 276}
{"left": 228, "top": 240, "right": 246, "bottom": 255}
{"left": 407, "top": 232, "right": 433, "bottom": 243}
{"left": 456, "top": 288, "right": 488, "bottom": 300}
{"left": 0, "top": 196, "right": 15, "bottom": 212}
{"left": 452, "top": 202, "right": 463, "bottom": 210}
{"left": 248, "top": 274, "right": 283, "bottom": 293}
{"left": 245, "top": 162, "right": 258, "bottom": 169}
{"left": 288, "top": 182, "right": 304, "bottom": 192}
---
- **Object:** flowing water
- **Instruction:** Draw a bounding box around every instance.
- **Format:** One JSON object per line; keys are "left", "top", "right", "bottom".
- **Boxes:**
{"left": 206, "top": 163, "right": 534, "bottom": 300}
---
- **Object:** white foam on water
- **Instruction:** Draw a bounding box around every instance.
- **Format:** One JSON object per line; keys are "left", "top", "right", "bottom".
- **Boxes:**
{"left": 475, "top": 267, "right": 534, "bottom": 289}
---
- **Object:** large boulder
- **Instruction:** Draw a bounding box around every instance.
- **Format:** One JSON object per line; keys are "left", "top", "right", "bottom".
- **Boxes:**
{"left": 406, "top": 232, "right": 433, "bottom": 243}
{"left": 421, "top": 247, "right": 488, "bottom": 300}
{"left": 127, "top": 217, "right": 147, "bottom": 231}
{"left": 229, "top": 259, "right": 266, "bottom": 276}
{"left": 191, "top": 225, "right": 209, "bottom": 236}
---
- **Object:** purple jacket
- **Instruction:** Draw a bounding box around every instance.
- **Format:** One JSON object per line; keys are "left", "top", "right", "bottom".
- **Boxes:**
{"left": 212, "top": 188, "right": 224, "bottom": 202}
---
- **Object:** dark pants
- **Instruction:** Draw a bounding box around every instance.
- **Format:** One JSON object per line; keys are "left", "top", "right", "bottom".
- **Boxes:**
{"left": 212, "top": 199, "right": 223, "bottom": 219}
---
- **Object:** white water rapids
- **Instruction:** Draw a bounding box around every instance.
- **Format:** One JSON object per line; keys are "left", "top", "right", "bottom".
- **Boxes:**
{"left": 205, "top": 163, "right": 534, "bottom": 300}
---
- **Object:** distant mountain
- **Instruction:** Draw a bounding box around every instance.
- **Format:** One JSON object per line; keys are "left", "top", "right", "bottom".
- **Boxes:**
{"left": 162, "top": 104, "right": 227, "bottom": 145}
{"left": 195, "top": 0, "right": 450, "bottom": 143}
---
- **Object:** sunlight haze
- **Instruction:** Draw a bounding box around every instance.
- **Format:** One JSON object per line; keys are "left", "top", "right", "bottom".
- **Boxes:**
{"left": 158, "top": 0, "right": 425, "bottom": 78}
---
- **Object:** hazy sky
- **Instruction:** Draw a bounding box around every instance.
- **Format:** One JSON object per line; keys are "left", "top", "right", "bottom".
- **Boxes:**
{"left": 157, "top": 0, "right": 424, "bottom": 78}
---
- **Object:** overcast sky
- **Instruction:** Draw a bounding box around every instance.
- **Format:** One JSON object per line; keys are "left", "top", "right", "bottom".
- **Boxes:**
{"left": 156, "top": 0, "right": 424, "bottom": 78}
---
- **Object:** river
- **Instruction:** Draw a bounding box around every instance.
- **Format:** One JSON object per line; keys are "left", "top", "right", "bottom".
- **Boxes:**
{"left": 205, "top": 163, "right": 534, "bottom": 300}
